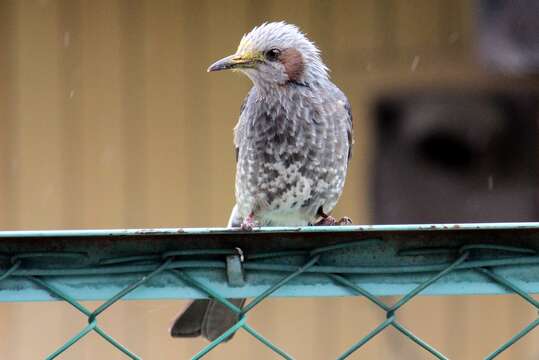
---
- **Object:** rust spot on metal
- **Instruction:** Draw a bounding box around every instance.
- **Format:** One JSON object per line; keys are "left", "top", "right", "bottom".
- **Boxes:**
{"left": 134, "top": 229, "right": 157, "bottom": 235}
{"left": 133, "top": 228, "right": 186, "bottom": 235}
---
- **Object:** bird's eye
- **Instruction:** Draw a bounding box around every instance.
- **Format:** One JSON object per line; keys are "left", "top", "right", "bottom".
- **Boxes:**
{"left": 265, "top": 48, "right": 281, "bottom": 61}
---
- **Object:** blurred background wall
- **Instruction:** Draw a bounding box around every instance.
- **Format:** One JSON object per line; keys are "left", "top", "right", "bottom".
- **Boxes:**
{"left": 0, "top": 0, "right": 538, "bottom": 359}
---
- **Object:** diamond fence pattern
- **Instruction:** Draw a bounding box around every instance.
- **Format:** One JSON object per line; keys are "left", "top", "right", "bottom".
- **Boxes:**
{"left": 1, "top": 237, "right": 538, "bottom": 359}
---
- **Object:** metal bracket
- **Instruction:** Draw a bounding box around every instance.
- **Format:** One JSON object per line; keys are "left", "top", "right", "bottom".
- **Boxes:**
{"left": 226, "top": 247, "right": 245, "bottom": 287}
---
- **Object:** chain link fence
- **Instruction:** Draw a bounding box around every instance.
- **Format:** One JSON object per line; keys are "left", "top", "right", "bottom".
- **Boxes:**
{"left": 0, "top": 226, "right": 538, "bottom": 359}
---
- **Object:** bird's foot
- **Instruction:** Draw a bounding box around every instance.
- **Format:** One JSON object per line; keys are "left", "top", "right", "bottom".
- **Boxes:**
{"left": 314, "top": 215, "right": 352, "bottom": 226}
{"left": 314, "top": 216, "right": 337, "bottom": 226}
{"left": 240, "top": 213, "right": 257, "bottom": 231}
{"left": 336, "top": 216, "right": 352, "bottom": 225}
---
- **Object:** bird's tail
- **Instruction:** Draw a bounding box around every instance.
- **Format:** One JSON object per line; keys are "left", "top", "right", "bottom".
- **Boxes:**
{"left": 169, "top": 298, "right": 246, "bottom": 341}
{"left": 169, "top": 205, "right": 245, "bottom": 342}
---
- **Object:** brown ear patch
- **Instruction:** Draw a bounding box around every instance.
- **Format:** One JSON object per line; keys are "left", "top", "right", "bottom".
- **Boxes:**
{"left": 279, "top": 48, "right": 304, "bottom": 82}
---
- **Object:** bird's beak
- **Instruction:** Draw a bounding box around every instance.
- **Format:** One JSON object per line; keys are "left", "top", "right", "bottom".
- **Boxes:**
{"left": 207, "top": 53, "right": 260, "bottom": 72}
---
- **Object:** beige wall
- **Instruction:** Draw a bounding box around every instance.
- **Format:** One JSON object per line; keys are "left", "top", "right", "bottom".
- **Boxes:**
{"left": 0, "top": 0, "right": 538, "bottom": 359}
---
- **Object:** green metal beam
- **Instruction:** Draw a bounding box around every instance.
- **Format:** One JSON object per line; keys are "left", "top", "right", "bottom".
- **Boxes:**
{"left": 2, "top": 223, "right": 538, "bottom": 359}
{"left": 0, "top": 223, "right": 538, "bottom": 301}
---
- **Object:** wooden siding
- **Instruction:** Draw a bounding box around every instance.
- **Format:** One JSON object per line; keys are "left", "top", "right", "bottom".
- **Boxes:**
{"left": 0, "top": 0, "right": 537, "bottom": 359}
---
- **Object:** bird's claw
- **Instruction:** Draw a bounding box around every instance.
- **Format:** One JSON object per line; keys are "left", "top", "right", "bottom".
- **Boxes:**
{"left": 240, "top": 222, "right": 254, "bottom": 231}
{"left": 240, "top": 215, "right": 258, "bottom": 231}
{"left": 314, "top": 215, "right": 352, "bottom": 226}
{"left": 336, "top": 216, "right": 352, "bottom": 225}
{"left": 315, "top": 215, "right": 337, "bottom": 226}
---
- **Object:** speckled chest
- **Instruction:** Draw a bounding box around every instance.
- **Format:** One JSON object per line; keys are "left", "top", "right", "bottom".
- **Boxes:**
{"left": 234, "top": 86, "right": 349, "bottom": 223}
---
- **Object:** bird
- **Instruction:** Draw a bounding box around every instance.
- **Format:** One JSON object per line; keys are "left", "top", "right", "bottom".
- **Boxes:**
{"left": 170, "top": 21, "right": 353, "bottom": 342}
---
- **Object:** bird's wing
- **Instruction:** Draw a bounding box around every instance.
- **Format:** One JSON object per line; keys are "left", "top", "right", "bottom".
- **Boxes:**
{"left": 227, "top": 204, "right": 242, "bottom": 227}
{"left": 344, "top": 99, "right": 354, "bottom": 162}
{"left": 234, "top": 90, "right": 251, "bottom": 163}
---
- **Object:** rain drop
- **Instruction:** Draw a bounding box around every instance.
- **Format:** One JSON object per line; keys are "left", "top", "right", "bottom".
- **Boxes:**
{"left": 63, "top": 31, "right": 71, "bottom": 48}
{"left": 365, "top": 63, "right": 373, "bottom": 72}
{"left": 448, "top": 32, "right": 460, "bottom": 44}
{"left": 411, "top": 56, "right": 420, "bottom": 72}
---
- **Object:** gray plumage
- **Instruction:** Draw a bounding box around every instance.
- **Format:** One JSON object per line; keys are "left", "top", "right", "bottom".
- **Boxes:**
{"left": 171, "top": 21, "right": 353, "bottom": 342}
{"left": 233, "top": 75, "right": 351, "bottom": 226}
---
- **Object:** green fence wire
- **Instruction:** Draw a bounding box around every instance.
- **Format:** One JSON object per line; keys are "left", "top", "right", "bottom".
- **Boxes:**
{"left": 1, "top": 239, "right": 538, "bottom": 359}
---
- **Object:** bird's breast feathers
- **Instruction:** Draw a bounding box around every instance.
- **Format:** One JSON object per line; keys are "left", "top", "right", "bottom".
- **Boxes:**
{"left": 234, "top": 84, "right": 351, "bottom": 225}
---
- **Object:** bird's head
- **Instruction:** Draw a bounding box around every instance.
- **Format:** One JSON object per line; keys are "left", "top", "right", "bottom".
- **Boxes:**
{"left": 207, "top": 22, "right": 328, "bottom": 88}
